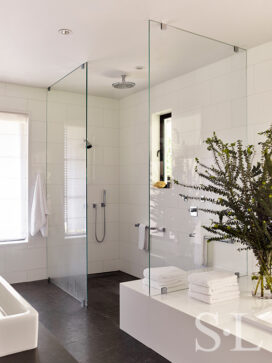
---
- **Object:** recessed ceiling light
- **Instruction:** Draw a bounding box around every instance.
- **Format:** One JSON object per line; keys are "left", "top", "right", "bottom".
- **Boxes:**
{"left": 58, "top": 28, "right": 72, "bottom": 35}
{"left": 135, "top": 66, "right": 144, "bottom": 70}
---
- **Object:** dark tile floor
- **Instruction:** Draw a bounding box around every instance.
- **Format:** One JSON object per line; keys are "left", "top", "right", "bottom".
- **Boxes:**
{"left": 0, "top": 324, "right": 77, "bottom": 363}
{"left": 2, "top": 271, "right": 169, "bottom": 363}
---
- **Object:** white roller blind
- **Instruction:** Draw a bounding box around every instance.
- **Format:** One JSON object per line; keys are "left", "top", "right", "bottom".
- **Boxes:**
{"left": 0, "top": 112, "right": 28, "bottom": 242}
{"left": 64, "top": 125, "right": 86, "bottom": 237}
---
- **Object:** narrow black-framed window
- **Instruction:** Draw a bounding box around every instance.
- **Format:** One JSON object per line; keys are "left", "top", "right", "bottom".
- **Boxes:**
{"left": 159, "top": 112, "right": 172, "bottom": 182}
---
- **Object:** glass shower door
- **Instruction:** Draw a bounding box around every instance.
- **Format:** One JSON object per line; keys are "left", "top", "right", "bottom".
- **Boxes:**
{"left": 46, "top": 63, "right": 88, "bottom": 304}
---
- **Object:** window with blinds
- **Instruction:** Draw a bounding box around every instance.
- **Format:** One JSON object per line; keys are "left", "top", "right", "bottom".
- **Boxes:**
{"left": 0, "top": 112, "right": 28, "bottom": 243}
{"left": 64, "top": 125, "right": 86, "bottom": 237}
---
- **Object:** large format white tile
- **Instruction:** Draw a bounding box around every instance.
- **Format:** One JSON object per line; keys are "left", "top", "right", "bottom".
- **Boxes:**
{"left": 30, "top": 141, "right": 46, "bottom": 164}
{"left": 88, "top": 107, "right": 104, "bottom": 127}
{"left": 47, "top": 122, "right": 64, "bottom": 143}
{"left": 47, "top": 142, "right": 64, "bottom": 163}
{"left": 104, "top": 147, "right": 120, "bottom": 165}
{"left": 179, "top": 82, "right": 211, "bottom": 111}
{"left": 28, "top": 99, "right": 46, "bottom": 122}
{"left": 0, "top": 95, "right": 28, "bottom": 113}
{"left": 5, "top": 84, "right": 46, "bottom": 101}
{"left": 47, "top": 101, "right": 67, "bottom": 124}
{"left": 103, "top": 108, "right": 119, "bottom": 128}
{"left": 247, "top": 41, "right": 272, "bottom": 66}
{"left": 30, "top": 121, "right": 46, "bottom": 143}
{"left": 27, "top": 268, "right": 47, "bottom": 282}
{"left": 254, "top": 59, "right": 272, "bottom": 93}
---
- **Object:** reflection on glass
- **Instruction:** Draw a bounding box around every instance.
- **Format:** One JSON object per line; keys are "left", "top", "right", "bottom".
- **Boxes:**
{"left": 151, "top": 112, "right": 172, "bottom": 186}
{"left": 164, "top": 115, "right": 172, "bottom": 183}
{"left": 46, "top": 63, "right": 88, "bottom": 304}
{"left": 149, "top": 20, "right": 247, "bottom": 296}
{"left": 64, "top": 125, "right": 86, "bottom": 237}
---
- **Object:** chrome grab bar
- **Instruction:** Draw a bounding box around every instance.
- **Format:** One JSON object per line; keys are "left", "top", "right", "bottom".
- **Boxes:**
{"left": 134, "top": 224, "right": 166, "bottom": 233}
{"left": 203, "top": 235, "right": 234, "bottom": 244}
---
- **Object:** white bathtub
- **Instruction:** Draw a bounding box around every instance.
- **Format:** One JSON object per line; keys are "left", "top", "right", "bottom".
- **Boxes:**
{"left": 0, "top": 276, "right": 38, "bottom": 357}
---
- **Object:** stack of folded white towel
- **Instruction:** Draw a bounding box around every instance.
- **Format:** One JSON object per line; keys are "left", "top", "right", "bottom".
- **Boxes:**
{"left": 142, "top": 266, "right": 188, "bottom": 293}
{"left": 188, "top": 270, "right": 240, "bottom": 304}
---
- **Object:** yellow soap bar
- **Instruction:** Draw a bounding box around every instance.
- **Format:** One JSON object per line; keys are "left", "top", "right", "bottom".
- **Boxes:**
{"left": 153, "top": 181, "right": 167, "bottom": 188}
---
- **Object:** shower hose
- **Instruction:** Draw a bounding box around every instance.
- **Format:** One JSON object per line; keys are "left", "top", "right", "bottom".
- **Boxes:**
{"left": 94, "top": 203, "right": 106, "bottom": 243}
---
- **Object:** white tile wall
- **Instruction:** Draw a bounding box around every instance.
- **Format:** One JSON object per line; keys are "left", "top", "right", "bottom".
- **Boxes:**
{"left": 87, "top": 95, "right": 120, "bottom": 273}
{"left": 1, "top": 38, "right": 272, "bottom": 283}
{"left": 0, "top": 82, "right": 47, "bottom": 284}
{"left": 118, "top": 41, "right": 272, "bottom": 278}
{"left": 119, "top": 93, "right": 149, "bottom": 277}
{"left": 43, "top": 88, "right": 87, "bottom": 288}
{"left": 119, "top": 50, "right": 248, "bottom": 278}
{"left": 247, "top": 41, "right": 272, "bottom": 273}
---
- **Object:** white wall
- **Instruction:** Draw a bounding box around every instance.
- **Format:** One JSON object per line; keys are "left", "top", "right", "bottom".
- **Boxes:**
{"left": 0, "top": 82, "right": 47, "bottom": 284}
{"left": 1, "top": 39, "right": 272, "bottom": 284}
{"left": 119, "top": 92, "right": 149, "bottom": 277}
{"left": 119, "top": 51, "right": 248, "bottom": 278}
{"left": 247, "top": 41, "right": 272, "bottom": 147}
{"left": 247, "top": 41, "right": 272, "bottom": 273}
{"left": 47, "top": 89, "right": 120, "bottom": 276}
{"left": 46, "top": 88, "right": 87, "bottom": 289}
{"left": 87, "top": 96, "right": 120, "bottom": 274}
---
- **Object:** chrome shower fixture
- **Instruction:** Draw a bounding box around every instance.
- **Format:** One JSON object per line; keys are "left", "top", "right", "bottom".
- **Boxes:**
{"left": 84, "top": 139, "right": 93, "bottom": 149}
{"left": 93, "top": 190, "right": 106, "bottom": 243}
{"left": 112, "top": 74, "right": 135, "bottom": 89}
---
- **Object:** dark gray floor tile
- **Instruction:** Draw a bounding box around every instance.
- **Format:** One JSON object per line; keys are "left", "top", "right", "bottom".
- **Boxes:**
{"left": 10, "top": 271, "right": 169, "bottom": 363}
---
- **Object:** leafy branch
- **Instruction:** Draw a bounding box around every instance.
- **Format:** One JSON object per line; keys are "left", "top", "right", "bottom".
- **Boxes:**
{"left": 174, "top": 127, "right": 272, "bottom": 270}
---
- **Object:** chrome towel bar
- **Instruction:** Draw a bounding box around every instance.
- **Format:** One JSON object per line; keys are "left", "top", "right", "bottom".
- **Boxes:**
{"left": 134, "top": 224, "right": 166, "bottom": 233}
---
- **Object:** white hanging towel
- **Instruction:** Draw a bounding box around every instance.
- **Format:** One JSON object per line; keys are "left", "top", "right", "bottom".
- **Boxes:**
{"left": 138, "top": 224, "right": 146, "bottom": 250}
{"left": 30, "top": 174, "right": 48, "bottom": 237}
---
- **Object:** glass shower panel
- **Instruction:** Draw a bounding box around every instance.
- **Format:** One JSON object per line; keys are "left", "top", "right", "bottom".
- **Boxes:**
{"left": 149, "top": 21, "right": 247, "bottom": 295}
{"left": 47, "top": 63, "right": 88, "bottom": 304}
{"left": 87, "top": 64, "right": 125, "bottom": 276}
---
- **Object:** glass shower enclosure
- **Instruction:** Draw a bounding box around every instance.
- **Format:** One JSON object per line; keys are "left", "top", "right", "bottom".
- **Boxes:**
{"left": 45, "top": 21, "right": 248, "bottom": 303}
{"left": 46, "top": 63, "right": 88, "bottom": 305}
{"left": 148, "top": 20, "right": 247, "bottom": 295}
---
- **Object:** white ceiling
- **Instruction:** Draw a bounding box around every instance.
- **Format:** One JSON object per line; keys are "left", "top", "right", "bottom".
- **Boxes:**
{"left": 1, "top": 0, "right": 272, "bottom": 96}
{"left": 55, "top": 20, "right": 237, "bottom": 98}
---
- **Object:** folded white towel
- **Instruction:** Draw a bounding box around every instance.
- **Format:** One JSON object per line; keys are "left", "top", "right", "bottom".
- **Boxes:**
{"left": 150, "top": 277, "right": 188, "bottom": 287}
{"left": 189, "top": 283, "right": 239, "bottom": 296}
{"left": 188, "top": 290, "right": 240, "bottom": 304}
{"left": 143, "top": 278, "right": 188, "bottom": 290}
{"left": 143, "top": 279, "right": 187, "bottom": 293}
{"left": 143, "top": 266, "right": 186, "bottom": 282}
{"left": 188, "top": 271, "right": 237, "bottom": 288}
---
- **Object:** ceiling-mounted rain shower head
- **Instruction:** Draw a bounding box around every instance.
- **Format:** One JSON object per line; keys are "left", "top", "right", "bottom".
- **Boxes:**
{"left": 112, "top": 74, "right": 135, "bottom": 89}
